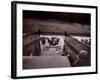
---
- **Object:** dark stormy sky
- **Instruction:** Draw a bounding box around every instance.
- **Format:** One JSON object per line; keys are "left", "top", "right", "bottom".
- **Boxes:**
{"left": 23, "top": 10, "right": 90, "bottom": 25}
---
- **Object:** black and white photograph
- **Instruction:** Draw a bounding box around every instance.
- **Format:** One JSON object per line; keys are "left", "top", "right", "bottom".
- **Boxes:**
{"left": 23, "top": 10, "right": 91, "bottom": 69}
{"left": 11, "top": 1, "right": 97, "bottom": 79}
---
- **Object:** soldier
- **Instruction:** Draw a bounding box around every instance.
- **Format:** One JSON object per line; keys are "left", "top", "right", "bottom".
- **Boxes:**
{"left": 41, "top": 37, "right": 45, "bottom": 45}
{"left": 73, "top": 50, "right": 89, "bottom": 66}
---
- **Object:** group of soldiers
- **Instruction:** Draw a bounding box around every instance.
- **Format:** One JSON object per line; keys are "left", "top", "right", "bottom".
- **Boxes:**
{"left": 81, "top": 38, "right": 91, "bottom": 46}
{"left": 40, "top": 37, "right": 60, "bottom": 46}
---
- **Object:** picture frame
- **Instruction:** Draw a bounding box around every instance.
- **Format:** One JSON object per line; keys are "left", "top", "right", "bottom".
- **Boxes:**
{"left": 11, "top": 1, "right": 98, "bottom": 79}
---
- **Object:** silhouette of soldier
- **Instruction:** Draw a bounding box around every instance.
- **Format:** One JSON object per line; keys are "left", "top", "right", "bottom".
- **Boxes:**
{"left": 41, "top": 37, "right": 45, "bottom": 45}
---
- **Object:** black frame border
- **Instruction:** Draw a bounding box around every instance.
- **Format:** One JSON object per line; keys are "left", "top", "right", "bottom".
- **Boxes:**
{"left": 11, "top": 1, "right": 98, "bottom": 79}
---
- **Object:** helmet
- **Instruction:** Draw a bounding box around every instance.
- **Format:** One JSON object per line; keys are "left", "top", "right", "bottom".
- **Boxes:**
{"left": 79, "top": 50, "right": 88, "bottom": 59}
